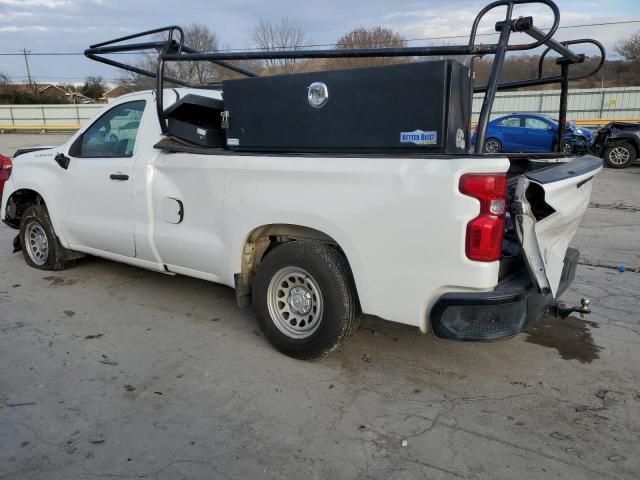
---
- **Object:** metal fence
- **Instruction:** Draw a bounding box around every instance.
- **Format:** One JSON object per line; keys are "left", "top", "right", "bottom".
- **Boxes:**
{"left": 1, "top": 86, "right": 640, "bottom": 132}
{"left": 0, "top": 104, "right": 104, "bottom": 132}
{"left": 472, "top": 86, "right": 640, "bottom": 126}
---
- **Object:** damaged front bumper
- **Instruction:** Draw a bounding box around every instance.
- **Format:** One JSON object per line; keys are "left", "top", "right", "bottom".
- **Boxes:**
{"left": 430, "top": 248, "right": 582, "bottom": 341}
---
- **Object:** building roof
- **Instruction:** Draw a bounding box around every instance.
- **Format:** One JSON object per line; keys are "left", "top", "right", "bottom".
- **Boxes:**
{"left": 0, "top": 82, "right": 68, "bottom": 94}
{"left": 102, "top": 84, "right": 133, "bottom": 98}
{"left": 38, "top": 84, "right": 69, "bottom": 95}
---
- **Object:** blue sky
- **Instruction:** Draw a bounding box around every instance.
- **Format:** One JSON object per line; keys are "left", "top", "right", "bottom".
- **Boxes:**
{"left": 1, "top": 0, "right": 639, "bottom": 84}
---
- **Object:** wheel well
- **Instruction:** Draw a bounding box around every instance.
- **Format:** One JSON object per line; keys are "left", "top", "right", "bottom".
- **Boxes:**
{"left": 235, "top": 224, "right": 358, "bottom": 307}
{"left": 4, "top": 189, "right": 45, "bottom": 228}
{"left": 608, "top": 140, "right": 637, "bottom": 151}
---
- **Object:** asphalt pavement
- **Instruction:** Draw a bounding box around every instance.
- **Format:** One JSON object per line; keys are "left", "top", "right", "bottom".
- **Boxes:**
{"left": 1, "top": 134, "right": 639, "bottom": 480}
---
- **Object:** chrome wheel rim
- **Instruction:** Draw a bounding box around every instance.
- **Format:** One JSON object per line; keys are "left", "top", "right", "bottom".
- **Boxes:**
{"left": 561, "top": 143, "right": 573, "bottom": 155}
{"left": 267, "top": 266, "right": 323, "bottom": 339}
{"left": 485, "top": 139, "right": 500, "bottom": 153}
{"left": 25, "top": 222, "right": 48, "bottom": 266}
{"left": 609, "top": 147, "right": 630, "bottom": 165}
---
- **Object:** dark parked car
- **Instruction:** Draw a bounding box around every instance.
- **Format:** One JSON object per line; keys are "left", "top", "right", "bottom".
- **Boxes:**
{"left": 471, "top": 113, "right": 589, "bottom": 155}
{"left": 591, "top": 122, "right": 640, "bottom": 169}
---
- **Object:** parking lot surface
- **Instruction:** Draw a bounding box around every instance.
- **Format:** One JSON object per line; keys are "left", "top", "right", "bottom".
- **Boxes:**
{"left": 1, "top": 134, "right": 639, "bottom": 479}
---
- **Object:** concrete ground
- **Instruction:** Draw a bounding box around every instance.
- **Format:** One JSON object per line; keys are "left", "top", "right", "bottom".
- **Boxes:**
{"left": 1, "top": 134, "right": 639, "bottom": 480}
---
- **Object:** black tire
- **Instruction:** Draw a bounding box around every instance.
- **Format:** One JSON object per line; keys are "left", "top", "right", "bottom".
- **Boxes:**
{"left": 604, "top": 143, "right": 637, "bottom": 169}
{"left": 484, "top": 137, "right": 502, "bottom": 153}
{"left": 252, "top": 240, "right": 360, "bottom": 359}
{"left": 560, "top": 141, "right": 574, "bottom": 155}
{"left": 19, "top": 205, "right": 66, "bottom": 271}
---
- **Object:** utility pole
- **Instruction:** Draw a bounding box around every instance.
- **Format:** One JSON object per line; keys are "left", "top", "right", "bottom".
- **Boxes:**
{"left": 22, "top": 48, "right": 36, "bottom": 94}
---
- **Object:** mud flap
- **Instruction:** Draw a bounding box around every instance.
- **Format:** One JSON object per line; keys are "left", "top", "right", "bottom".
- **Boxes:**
{"left": 13, "top": 234, "right": 21, "bottom": 253}
{"left": 512, "top": 155, "right": 602, "bottom": 297}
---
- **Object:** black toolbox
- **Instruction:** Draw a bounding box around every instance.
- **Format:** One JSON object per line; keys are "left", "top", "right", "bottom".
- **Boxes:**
{"left": 222, "top": 60, "right": 472, "bottom": 153}
{"left": 164, "top": 94, "right": 226, "bottom": 148}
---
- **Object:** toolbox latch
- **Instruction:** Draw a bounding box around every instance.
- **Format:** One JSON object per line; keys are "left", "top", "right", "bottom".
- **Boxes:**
{"left": 221, "top": 111, "right": 230, "bottom": 129}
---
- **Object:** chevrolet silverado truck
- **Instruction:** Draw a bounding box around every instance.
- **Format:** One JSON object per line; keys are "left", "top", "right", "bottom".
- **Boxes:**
{"left": 0, "top": 0, "right": 605, "bottom": 358}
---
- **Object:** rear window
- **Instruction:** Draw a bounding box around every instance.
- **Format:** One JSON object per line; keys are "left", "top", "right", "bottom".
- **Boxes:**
{"left": 525, "top": 118, "right": 550, "bottom": 130}
{"left": 498, "top": 117, "right": 521, "bottom": 127}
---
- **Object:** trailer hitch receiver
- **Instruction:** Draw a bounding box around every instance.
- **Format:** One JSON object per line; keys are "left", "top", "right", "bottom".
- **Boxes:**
{"left": 548, "top": 298, "right": 591, "bottom": 319}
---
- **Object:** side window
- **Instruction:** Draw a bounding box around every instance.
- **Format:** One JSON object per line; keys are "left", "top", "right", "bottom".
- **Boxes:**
{"left": 524, "top": 117, "right": 551, "bottom": 130}
{"left": 77, "top": 101, "right": 146, "bottom": 158}
{"left": 498, "top": 117, "right": 521, "bottom": 128}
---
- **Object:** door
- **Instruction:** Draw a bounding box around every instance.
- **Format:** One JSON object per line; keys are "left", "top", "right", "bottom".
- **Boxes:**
{"left": 494, "top": 116, "right": 523, "bottom": 151}
{"left": 522, "top": 117, "right": 555, "bottom": 152}
{"left": 512, "top": 156, "right": 602, "bottom": 296}
{"left": 60, "top": 100, "right": 146, "bottom": 257}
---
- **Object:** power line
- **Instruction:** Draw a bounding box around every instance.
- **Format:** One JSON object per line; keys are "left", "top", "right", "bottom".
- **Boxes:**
{"left": 208, "top": 19, "right": 640, "bottom": 51}
{"left": 0, "top": 18, "right": 638, "bottom": 56}
{"left": 0, "top": 51, "right": 139, "bottom": 56}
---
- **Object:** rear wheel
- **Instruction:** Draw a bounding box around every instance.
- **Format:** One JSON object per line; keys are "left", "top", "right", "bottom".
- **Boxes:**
{"left": 484, "top": 138, "right": 502, "bottom": 153}
{"left": 19, "top": 205, "right": 66, "bottom": 271}
{"left": 604, "top": 143, "right": 636, "bottom": 169}
{"left": 252, "top": 240, "right": 360, "bottom": 359}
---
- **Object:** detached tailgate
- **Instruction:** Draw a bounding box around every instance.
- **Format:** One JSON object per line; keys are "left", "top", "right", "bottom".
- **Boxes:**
{"left": 512, "top": 155, "right": 602, "bottom": 297}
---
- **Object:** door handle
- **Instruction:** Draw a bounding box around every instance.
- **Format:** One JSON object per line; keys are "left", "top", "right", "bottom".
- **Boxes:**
{"left": 109, "top": 173, "right": 129, "bottom": 181}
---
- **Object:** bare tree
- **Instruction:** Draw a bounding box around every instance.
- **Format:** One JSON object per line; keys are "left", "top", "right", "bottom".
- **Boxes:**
{"left": 252, "top": 18, "right": 306, "bottom": 73}
{"left": 616, "top": 31, "right": 640, "bottom": 62}
{"left": 328, "top": 27, "right": 407, "bottom": 69}
{"left": 125, "top": 24, "right": 222, "bottom": 90}
{"left": 0, "top": 72, "right": 9, "bottom": 86}
{"left": 174, "top": 24, "right": 221, "bottom": 84}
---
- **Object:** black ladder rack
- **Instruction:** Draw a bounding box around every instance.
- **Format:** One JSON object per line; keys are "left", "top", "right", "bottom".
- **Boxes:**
{"left": 85, "top": 0, "right": 605, "bottom": 154}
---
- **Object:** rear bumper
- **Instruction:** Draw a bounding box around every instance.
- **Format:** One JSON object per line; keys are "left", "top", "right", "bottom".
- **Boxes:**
{"left": 430, "top": 248, "right": 579, "bottom": 341}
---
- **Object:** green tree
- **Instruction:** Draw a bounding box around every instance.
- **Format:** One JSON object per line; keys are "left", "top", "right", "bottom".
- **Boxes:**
{"left": 81, "top": 76, "right": 106, "bottom": 99}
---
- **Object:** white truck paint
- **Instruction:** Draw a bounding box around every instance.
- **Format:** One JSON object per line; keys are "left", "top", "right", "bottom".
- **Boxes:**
{"left": 1, "top": 89, "right": 599, "bottom": 339}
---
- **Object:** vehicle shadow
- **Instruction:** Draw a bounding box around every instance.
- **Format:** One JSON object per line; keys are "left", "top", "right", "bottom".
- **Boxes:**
{"left": 53, "top": 255, "right": 603, "bottom": 384}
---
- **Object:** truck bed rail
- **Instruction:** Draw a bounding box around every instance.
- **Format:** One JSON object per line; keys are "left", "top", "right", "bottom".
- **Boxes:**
{"left": 84, "top": 0, "right": 604, "bottom": 154}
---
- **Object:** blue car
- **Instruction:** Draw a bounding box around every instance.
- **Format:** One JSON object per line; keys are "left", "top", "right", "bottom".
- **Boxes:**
{"left": 472, "top": 114, "right": 590, "bottom": 154}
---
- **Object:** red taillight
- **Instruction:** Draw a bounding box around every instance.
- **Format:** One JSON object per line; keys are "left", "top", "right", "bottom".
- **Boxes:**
{"left": 459, "top": 173, "right": 507, "bottom": 262}
{"left": 0, "top": 154, "right": 12, "bottom": 198}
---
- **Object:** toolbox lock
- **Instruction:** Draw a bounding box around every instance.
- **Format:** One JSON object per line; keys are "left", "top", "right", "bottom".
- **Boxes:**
{"left": 307, "top": 82, "right": 329, "bottom": 108}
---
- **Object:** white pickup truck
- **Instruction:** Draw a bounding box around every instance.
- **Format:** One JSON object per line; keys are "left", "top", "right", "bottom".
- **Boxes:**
{"left": 1, "top": 88, "right": 601, "bottom": 357}
{"left": 1, "top": 1, "right": 606, "bottom": 357}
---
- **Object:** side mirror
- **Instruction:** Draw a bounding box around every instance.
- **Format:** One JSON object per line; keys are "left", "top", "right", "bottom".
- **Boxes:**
{"left": 54, "top": 153, "right": 70, "bottom": 170}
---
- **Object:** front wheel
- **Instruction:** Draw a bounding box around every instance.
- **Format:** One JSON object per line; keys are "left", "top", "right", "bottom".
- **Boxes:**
{"left": 19, "top": 205, "right": 66, "bottom": 271}
{"left": 252, "top": 240, "right": 360, "bottom": 359}
{"left": 604, "top": 143, "right": 637, "bottom": 169}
